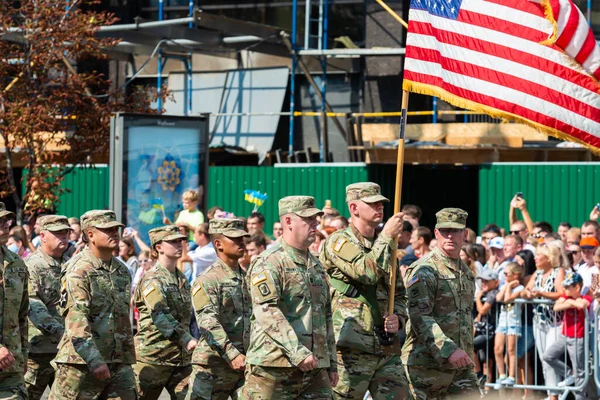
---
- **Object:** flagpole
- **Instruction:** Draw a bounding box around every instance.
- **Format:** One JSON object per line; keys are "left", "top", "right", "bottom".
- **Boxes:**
{"left": 388, "top": 89, "right": 409, "bottom": 316}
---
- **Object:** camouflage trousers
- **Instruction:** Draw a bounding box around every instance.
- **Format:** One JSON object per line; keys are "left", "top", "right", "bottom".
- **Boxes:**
{"left": 406, "top": 365, "right": 479, "bottom": 400}
{"left": 185, "top": 363, "right": 243, "bottom": 400}
{"left": 133, "top": 362, "right": 191, "bottom": 400}
{"left": 24, "top": 353, "right": 56, "bottom": 400}
{"left": 48, "top": 363, "right": 137, "bottom": 400}
{"left": 0, "top": 373, "right": 28, "bottom": 400}
{"left": 241, "top": 365, "right": 333, "bottom": 400}
{"left": 333, "top": 349, "right": 409, "bottom": 400}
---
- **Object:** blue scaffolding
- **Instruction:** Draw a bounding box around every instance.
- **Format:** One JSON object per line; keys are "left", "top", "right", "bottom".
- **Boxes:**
{"left": 290, "top": 0, "right": 330, "bottom": 162}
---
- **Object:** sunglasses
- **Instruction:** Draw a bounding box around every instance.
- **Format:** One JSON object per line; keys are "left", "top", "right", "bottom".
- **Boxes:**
{"left": 510, "top": 229, "right": 523, "bottom": 235}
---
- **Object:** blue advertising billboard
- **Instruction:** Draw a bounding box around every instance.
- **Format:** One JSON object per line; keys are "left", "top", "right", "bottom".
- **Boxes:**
{"left": 110, "top": 113, "right": 209, "bottom": 243}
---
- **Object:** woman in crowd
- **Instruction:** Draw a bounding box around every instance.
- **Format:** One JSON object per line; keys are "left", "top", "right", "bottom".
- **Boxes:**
{"left": 6, "top": 233, "right": 31, "bottom": 259}
{"left": 119, "top": 236, "right": 139, "bottom": 277}
{"left": 131, "top": 250, "right": 155, "bottom": 330}
{"left": 522, "top": 244, "right": 565, "bottom": 400}
{"left": 514, "top": 249, "right": 536, "bottom": 398}
{"left": 9, "top": 225, "right": 34, "bottom": 255}
{"left": 461, "top": 244, "right": 484, "bottom": 297}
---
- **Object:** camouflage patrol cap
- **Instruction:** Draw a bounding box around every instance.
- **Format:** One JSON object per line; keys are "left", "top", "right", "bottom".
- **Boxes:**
{"left": 0, "top": 202, "right": 14, "bottom": 219}
{"left": 278, "top": 196, "right": 324, "bottom": 218}
{"left": 209, "top": 218, "right": 250, "bottom": 238}
{"left": 435, "top": 208, "right": 468, "bottom": 229}
{"left": 148, "top": 225, "right": 187, "bottom": 247}
{"left": 345, "top": 182, "right": 389, "bottom": 203}
{"left": 38, "top": 215, "right": 72, "bottom": 232}
{"left": 80, "top": 210, "right": 125, "bottom": 231}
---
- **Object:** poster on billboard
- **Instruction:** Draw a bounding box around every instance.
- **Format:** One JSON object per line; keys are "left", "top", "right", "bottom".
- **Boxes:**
{"left": 110, "top": 113, "right": 209, "bottom": 244}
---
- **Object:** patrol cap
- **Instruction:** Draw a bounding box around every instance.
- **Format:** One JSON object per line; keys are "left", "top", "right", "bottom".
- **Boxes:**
{"left": 148, "top": 225, "right": 187, "bottom": 247}
{"left": 38, "top": 215, "right": 72, "bottom": 232}
{"left": 209, "top": 218, "right": 250, "bottom": 238}
{"left": 477, "top": 269, "right": 499, "bottom": 281}
{"left": 562, "top": 271, "right": 583, "bottom": 287}
{"left": 81, "top": 210, "right": 125, "bottom": 231}
{"left": 0, "top": 202, "right": 15, "bottom": 219}
{"left": 278, "top": 196, "right": 324, "bottom": 218}
{"left": 345, "top": 182, "right": 389, "bottom": 203}
{"left": 435, "top": 208, "right": 468, "bottom": 229}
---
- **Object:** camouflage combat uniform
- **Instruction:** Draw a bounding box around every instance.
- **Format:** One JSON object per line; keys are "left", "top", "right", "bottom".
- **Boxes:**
{"left": 49, "top": 210, "right": 136, "bottom": 400}
{"left": 242, "top": 196, "right": 337, "bottom": 400}
{"left": 320, "top": 182, "right": 409, "bottom": 400}
{"left": 133, "top": 226, "right": 194, "bottom": 400}
{"left": 187, "top": 219, "right": 251, "bottom": 400}
{"left": 0, "top": 202, "right": 29, "bottom": 400}
{"left": 25, "top": 216, "right": 72, "bottom": 399}
{"left": 402, "top": 208, "right": 478, "bottom": 400}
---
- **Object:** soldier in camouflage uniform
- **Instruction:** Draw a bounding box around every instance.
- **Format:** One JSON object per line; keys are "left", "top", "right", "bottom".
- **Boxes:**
{"left": 187, "top": 218, "right": 251, "bottom": 400}
{"left": 133, "top": 225, "right": 197, "bottom": 400}
{"left": 402, "top": 208, "right": 478, "bottom": 400}
{"left": 242, "top": 196, "right": 337, "bottom": 399}
{"left": 320, "top": 182, "right": 409, "bottom": 400}
{"left": 25, "top": 215, "right": 72, "bottom": 399}
{"left": 0, "top": 202, "right": 29, "bottom": 400}
{"left": 49, "top": 210, "right": 137, "bottom": 400}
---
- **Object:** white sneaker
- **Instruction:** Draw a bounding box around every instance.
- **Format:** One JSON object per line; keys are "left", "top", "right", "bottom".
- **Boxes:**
{"left": 493, "top": 381, "right": 503, "bottom": 390}
{"left": 502, "top": 377, "right": 516, "bottom": 386}
{"left": 558, "top": 376, "right": 576, "bottom": 387}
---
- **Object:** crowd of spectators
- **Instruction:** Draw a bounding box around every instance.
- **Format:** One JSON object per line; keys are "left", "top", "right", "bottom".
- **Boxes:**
{"left": 10, "top": 190, "right": 600, "bottom": 399}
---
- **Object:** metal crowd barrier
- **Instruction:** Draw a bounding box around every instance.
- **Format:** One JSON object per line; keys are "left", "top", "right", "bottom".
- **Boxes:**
{"left": 595, "top": 306, "right": 600, "bottom": 391}
{"left": 479, "top": 298, "right": 591, "bottom": 399}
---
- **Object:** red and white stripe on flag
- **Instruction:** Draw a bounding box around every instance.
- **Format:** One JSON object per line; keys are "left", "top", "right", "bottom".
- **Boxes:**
{"left": 403, "top": 0, "right": 600, "bottom": 152}
{"left": 530, "top": 0, "right": 600, "bottom": 80}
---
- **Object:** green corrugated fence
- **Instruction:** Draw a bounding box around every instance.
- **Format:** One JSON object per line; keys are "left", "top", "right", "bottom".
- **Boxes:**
{"left": 478, "top": 163, "right": 600, "bottom": 232}
{"left": 22, "top": 162, "right": 600, "bottom": 235}
{"left": 22, "top": 166, "right": 110, "bottom": 219}
{"left": 208, "top": 165, "right": 369, "bottom": 232}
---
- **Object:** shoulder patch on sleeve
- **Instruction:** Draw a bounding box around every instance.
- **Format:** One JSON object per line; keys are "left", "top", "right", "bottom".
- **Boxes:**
{"left": 251, "top": 270, "right": 277, "bottom": 304}
{"left": 333, "top": 237, "right": 347, "bottom": 253}
{"left": 143, "top": 282, "right": 163, "bottom": 310}
{"left": 407, "top": 275, "right": 420, "bottom": 288}
{"left": 192, "top": 284, "right": 209, "bottom": 310}
{"left": 252, "top": 272, "right": 268, "bottom": 286}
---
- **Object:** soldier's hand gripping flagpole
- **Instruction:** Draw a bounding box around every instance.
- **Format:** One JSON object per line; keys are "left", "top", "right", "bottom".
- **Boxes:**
{"left": 388, "top": 90, "right": 409, "bottom": 316}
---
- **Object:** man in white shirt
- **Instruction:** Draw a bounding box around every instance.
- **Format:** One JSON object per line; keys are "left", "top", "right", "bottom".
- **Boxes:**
{"left": 575, "top": 237, "right": 599, "bottom": 295}
{"left": 189, "top": 223, "right": 217, "bottom": 279}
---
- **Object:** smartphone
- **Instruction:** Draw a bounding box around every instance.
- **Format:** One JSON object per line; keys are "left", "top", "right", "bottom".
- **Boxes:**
{"left": 516, "top": 192, "right": 523, "bottom": 198}
{"left": 597, "top": 203, "right": 600, "bottom": 211}
{"left": 123, "top": 227, "right": 132, "bottom": 236}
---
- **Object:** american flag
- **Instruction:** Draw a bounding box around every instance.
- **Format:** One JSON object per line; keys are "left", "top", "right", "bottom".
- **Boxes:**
{"left": 403, "top": 0, "right": 600, "bottom": 151}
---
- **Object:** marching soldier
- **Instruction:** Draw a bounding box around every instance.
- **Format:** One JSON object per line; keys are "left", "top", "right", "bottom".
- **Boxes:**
{"left": 402, "top": 208, "right": 478, "bottom": 399}
{"left": 133, "top": 225, "right": 197, "bottom": 399}
{"left": 242, "top": 196, "right": 337, "bottom": 399}
{"left": 187, "top": 218, "right": 251, "bottom": 399}
{"left": 320, "top": 182, "right": 410, "bottom": 399}
{"left": 49, "top": 210, "right": 136, "bottom": 399}
{"left": 0, "top": 202, "right": 29, "bottom": 399}
{"left": 25, "top": 215, "right": 72, "bottom": 399}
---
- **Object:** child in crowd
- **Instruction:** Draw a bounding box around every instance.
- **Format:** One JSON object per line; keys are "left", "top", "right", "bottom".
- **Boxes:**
{"left": 494, "top": 262, "right": 525, "bottom": 389}
{"left": 474, "top": 269, "right": 501, "bottom": 391}
{"left": 163, "top": 189, "right": 205, "bottom": 241}
{"left": 544, "top": 272, "right": 594, "bottom": 399}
